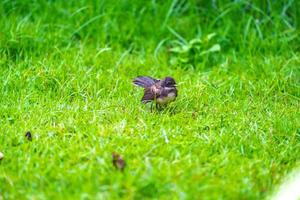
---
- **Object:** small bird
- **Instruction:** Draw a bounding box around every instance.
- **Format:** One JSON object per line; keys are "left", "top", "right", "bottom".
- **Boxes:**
{"left": 133, "top": 76, "right": 178, "bottom": 110}
{"left": 112, "top": 152, "right": 126, "bottom": 171}
{"left": 25, "top": 131, "right": 32, "bottom": 141}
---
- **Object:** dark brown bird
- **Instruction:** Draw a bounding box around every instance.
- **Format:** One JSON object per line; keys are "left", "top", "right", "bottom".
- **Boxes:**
{"left": 112, "top": 152, "right": 126, "bottom": 171}
{"left": 133, "top": 76, "right": 178, "bottom": 109}
{"left": 25, "top": 131, "right": 32, "bottom": 141}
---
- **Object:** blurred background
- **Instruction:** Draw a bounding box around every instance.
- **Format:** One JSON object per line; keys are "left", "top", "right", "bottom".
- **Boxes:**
{"left": 1, "top": 0, "right": 299, "bottom": 67}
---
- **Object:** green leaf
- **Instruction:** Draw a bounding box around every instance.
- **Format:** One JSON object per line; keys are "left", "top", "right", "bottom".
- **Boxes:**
{"left": 208, "top": 44, "right": 221, "bottom": 52}
{"left": 178, "top": 57, "right": 190, "bottom": 63}
{"left": 204, "top": 33, "right": 217, "bottom": 42}
{"left": 189, "top": 38, "right": 202, "bottom": 45}
{"left": 169, "top": 46, "right": 183, "bottom": 53}
{"left": 200, "top": 44, "right": 221, "bottom": 55}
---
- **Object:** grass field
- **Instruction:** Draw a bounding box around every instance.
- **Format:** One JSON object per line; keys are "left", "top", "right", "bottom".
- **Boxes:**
{"left": 0, "top": 0, "right": 299, "bottom": 199}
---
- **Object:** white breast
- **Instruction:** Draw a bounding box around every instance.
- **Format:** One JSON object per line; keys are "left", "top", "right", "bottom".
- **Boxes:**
{"left": 156, "top": 92, "right": 176, "bottom": 104}
{"left": 167, "top": 92, "right": 176, "bottom": 98}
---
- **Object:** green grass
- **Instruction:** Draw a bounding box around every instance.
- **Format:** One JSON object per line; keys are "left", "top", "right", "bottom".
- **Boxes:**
{"left": 0, "top": 0, "right": 299, "bottom": 199}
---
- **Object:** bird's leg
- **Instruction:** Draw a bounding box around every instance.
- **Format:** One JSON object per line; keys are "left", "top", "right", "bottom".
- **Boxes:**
{"left": 150, "top": 103, "right": 153, "bottom": 112}
{"left": 153, "top": 94, "right": 158, "bottom": 112}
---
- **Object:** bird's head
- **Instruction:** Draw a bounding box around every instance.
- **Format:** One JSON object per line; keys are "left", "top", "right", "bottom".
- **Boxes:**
{"left": 162, "top": 77, "right": 177, "bottom": 87}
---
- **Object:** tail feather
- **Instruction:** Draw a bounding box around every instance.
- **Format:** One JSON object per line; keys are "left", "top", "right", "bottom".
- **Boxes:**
{"left": 133, "top": 76, "right": 158, "bottom": 88}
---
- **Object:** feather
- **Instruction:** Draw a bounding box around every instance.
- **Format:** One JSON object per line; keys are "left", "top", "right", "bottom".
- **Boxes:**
{"left": 133, "top": 76, "right": 159, "bottom": 88}
{"left": 141, "top": 88, "right": 154, "bottom": 103}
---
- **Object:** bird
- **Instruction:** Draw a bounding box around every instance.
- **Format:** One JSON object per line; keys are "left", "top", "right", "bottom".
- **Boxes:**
{"left": 112, "top": 152, "right": 126, "bottom": 171}
{"left": 133, "top": 76, "right": 178, "bottom": 110}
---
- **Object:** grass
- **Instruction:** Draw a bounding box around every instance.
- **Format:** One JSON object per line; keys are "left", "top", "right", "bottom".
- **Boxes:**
{"left": 0, "top": 0, "right": 299, "bottom": 199}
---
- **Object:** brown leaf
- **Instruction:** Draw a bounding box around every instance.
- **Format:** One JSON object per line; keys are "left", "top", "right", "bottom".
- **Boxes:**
{"left": 112, "top": 152, "right": 126, "bottom": 171}
{"left": 25, "top": 131, "right": 32, "bottom": 141}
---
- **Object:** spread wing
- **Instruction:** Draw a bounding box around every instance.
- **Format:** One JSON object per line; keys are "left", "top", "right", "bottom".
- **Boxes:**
{"left": 133, "top": 76, "right": 159, "bottom": 88}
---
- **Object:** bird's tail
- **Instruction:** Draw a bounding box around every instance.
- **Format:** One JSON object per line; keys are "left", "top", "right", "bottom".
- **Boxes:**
{"left": 133, "top": 76, "right": 158, "bottom": 88}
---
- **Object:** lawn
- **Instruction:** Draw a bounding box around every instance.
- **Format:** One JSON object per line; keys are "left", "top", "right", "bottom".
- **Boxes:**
{"left": 0, "top": 0, "right": 299, "bottom": 199}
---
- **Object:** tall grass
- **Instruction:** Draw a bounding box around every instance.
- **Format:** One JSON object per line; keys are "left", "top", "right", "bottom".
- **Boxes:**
{"left": 0, "top": 0, "right": 299, "bottom": 199}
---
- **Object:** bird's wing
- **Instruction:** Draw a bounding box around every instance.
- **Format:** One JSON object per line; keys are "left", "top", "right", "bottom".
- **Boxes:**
{"left": 133, "top": 76, "right": 159, "bottom": 88}
{"left": 141, "top": 88, "right": 155, "bottom": 103}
